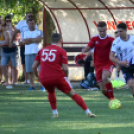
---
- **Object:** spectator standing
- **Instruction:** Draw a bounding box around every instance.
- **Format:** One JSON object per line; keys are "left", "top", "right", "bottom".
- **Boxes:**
{"left": 0, "top": 21, "right": 12, "bottom": 88}
{"left": 11, "top": 12, "right": 37, "bottom": 84}
{"left": 22, "top": 19, "right": 44, "bottom": 90}
{"left": 0, "top": 16, "right": 4, "bottom": 83}
{"left": 4, "top": 15, "right": 19, "bottom": 84}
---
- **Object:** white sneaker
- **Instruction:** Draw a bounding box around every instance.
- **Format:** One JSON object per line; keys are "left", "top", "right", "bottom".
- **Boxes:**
{"left": 23, "top": 80, "right": 27, "bottom": 84}
{"left": 27, "top": 79, "right": 30, "bottom": 84}
{"left": 52, "top": 114, "right": 58, "bottom": 118}
{"left": 6, "top": 85, "right": 13, "bottom": 89}
{"left": 23, "top": 79, "right": 30, "bottom": 84}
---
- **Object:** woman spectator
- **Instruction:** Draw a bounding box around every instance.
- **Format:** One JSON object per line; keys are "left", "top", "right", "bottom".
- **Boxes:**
{"left": 0, "top": 14, "right": 19, "bottom": 87}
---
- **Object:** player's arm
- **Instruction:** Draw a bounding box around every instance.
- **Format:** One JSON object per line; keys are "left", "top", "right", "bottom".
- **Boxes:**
{"left": 0, "top": 31, "right": 11, "bottom": 47}
{"left": 109, "top": 52, "right": 120, "bottom": 64}
{"left": 62, "top": 50, "right": 68, "bottom": 77}
{"left": 62, "top": 64, "right": 68, "bottom": 77}
{"left": 32, "top": 61, "right": 40, "bottom": 78}
{"left": 83, "top": 50, "right": 92, "bottom": 61}
{"left": 82, "top": 46, "right": 91, "bottom": 53}
{"left": 109, "top": 52, "right": 129, "bottom": 68}
{"left": 82, "top": 37, "right": 95, "bottom": 53}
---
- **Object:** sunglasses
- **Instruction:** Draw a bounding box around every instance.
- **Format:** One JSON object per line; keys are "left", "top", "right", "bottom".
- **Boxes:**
{"left": 6, "top": 20, "right": 12, "bottom": 23}
{"left": 28, "top": 15, "right": 33, "bottom": 18}
{"left": 115, "top": 31, "right": 118, "bottom": 34}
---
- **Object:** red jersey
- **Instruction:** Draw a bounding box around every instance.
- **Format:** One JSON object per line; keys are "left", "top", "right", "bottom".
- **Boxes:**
{"left": 88, "top": 34, "right": 114, "bottom": 66}
{"left": 35, "top": 44, "right": 68, "bottom": 80}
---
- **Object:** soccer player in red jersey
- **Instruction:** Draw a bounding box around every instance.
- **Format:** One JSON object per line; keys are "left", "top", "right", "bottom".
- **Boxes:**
{"left": 32, "top": 33, "right": 96, "bottom": 118}
{"left": 82, "top": 22, "right": 115, "bottom": 100}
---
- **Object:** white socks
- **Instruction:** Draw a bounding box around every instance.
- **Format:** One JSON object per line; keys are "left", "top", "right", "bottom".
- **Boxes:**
{"left": 85, "top": 109, "right": 91, "bottom": 115}
{"left": 52, "top": 109, "right": 91, "bottom": 115}
{"left": 52, "top": 109, "right": 58, "bottom": 115}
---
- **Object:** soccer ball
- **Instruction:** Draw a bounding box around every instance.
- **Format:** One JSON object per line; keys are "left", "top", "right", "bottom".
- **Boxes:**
{"left": 109, "top": 99, "right": 121, "bottom": 109}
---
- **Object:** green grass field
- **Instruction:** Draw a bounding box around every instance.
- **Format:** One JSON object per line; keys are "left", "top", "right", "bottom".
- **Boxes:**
{"left": 0, "top": 85, "right": 134, "bottom": 134}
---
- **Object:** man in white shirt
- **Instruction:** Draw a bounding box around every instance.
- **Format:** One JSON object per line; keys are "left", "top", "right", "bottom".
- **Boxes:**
{"left": 12, "top": 12, "right": 38, "bottom": 84}
{"left": 110, "top": 22, "right": 134, "bottom": 97}
{"left": 22, "top": 19, "right": 43, "bottom": 90}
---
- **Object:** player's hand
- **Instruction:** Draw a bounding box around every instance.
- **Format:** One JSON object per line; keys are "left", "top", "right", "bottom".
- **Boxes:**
{"left": 83, "top": 56, "right": 87, "bottom": 61}
{"left": 119, "top": 60, "right": 129, "bottom": 68}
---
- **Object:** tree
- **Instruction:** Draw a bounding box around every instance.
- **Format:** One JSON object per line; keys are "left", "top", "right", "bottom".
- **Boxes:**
{"left": 0, "top": 0, "right": 56, "bottom": 43}
{"left": 0, "top": 0, "right": 43, "bottom": 24}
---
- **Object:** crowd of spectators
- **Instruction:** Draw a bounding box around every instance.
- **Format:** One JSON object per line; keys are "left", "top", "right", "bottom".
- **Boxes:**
{"left": 0, "top": 13, "right": 45, "bottom": 91}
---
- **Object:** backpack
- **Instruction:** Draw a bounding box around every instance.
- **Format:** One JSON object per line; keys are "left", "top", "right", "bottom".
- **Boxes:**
{"left": 80, "top": 72, "right": 97, "bottom": 89}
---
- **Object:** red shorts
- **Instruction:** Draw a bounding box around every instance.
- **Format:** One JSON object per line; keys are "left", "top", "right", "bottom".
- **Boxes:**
{"left": 39, "top": 77, "right": 72, "bottom": 93}
{"left": 95, "top": 63, "right": 114, "bottom": 83}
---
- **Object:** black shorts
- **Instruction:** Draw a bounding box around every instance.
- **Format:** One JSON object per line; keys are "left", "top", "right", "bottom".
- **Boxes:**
{"left": 86, "top": 55, "right": 92, "bottom": 62}
{"left": 121, "top": 64, "right": 134, "bottom": 83}
{"left": 20, "top": 46, "right": 25, "bottom": 65}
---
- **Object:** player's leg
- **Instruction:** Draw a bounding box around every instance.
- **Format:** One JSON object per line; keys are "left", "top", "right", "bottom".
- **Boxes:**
{"left": 48, "top": 89, "right": 58, "bottom": 118}
{"left": 102, "top": 70, "right": 115, "bottom": 100}
{"left": 127, "top": 79, "right": 134, "bottom": 96}
{"left": 121, "top": 65, "right": 134, "bottom": 96}
{"left": 98, "top": 82, "right": 109, "bottom": 99}
{"left": 42, "top": 82, "right": 58, "bottom": 118}
{"left": 95, "top": 66, "right": 110, "bottom": 98}
{"left": 67, "top": 89, "right": 96, "bottom": 117}
{"left": 57, "top": 77, "right": 96, "bottom": 117}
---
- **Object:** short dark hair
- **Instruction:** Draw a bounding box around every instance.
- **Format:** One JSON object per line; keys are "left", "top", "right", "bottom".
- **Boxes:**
{"left": 5, "top": 14, "right": 12, "bottom": 21}
{"left": 117, "top": 22, "right": 127, "bottom": 30}
{"left": 97, "top": 21, "right": 107, "bottom": 27}
{"left": 51, "top": 33, "right": 62, "bottom": 44}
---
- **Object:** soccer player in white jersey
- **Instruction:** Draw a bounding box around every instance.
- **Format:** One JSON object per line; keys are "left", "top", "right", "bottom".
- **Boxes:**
{"left": 111, "top": 31, "right": 126, "bottom": 88}
{"left": 110, "top": 22, "right": 134, "bottom": 97}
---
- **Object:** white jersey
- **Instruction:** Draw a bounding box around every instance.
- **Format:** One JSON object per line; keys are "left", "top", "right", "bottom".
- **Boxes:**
{"left": 24, "top": 29, "right": 43, "bottom": 55}
{"left": 111, "top": 35, "right": 134, "bottom": 64}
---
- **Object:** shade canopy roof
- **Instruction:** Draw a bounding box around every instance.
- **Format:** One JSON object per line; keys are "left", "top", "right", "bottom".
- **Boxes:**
{"left": 39, "top": 0, "right": 134, "bottom": 43}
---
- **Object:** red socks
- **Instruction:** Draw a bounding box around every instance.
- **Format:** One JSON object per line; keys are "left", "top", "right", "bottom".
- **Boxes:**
{"left": 48, "top": 92, "right": 88, "bottom": 111}
{"left": 105, "top": 82, "right": 115, "bottom": 100}
{"left": 102, "top": 90, "right": 110, "bottom": 99}
{"left": 71, "top": 93, "right": 88, "bottom": 110}
{"left": 48, "top": 91, "right": 57, "bottom": 110}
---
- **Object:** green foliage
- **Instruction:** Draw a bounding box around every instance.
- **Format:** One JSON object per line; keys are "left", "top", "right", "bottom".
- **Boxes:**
{"left": 0, "top": 0, "right": 43, "bottom": 24}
